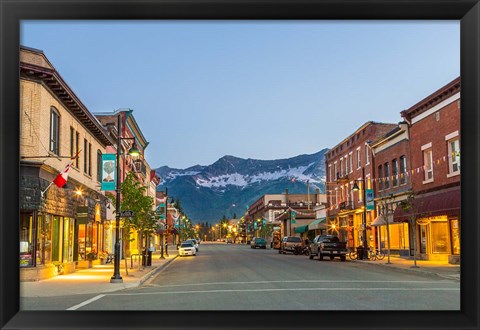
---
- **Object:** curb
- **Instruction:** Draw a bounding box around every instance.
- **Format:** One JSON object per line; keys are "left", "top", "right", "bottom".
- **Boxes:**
{"left": 350, "top": 260, "right": 460, "bottom": 282}
{"left": 137, "top": 255, "right": 178, "bottom": 287}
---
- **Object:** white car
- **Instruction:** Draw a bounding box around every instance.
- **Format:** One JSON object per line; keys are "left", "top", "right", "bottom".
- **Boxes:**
{"left": 178, "top": 242, "right": 196, "bottom": 257}
{"left": 184, "top": 239, "right": 199, "bottom": 251}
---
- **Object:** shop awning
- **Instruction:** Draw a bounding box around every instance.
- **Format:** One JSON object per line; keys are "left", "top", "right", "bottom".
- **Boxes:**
{"left": 371, "top": 214, "right": 394, "bottom": 226}
{"left": 393, "top": 189, "right": 460, "bottom": 223}
{"left": 308, "top": 218, "right": 327, "bottom": 230}
{"left": 294, "top": 225, "right": 309, "bottom": 233}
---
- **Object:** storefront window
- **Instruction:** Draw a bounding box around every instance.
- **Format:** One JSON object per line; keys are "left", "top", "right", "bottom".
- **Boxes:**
{"left": 63, "top": 218, "right": 75, "bottom": 263}
{"left": 86, "top": 222, "right": 93, "bottom": 253}
{"left": 78, "top": 224, "right": 86, "bottom": 260}
{"left": 36, "top": 214, "right": 52, "bottom": 265}
{"left": 20, "top": 212, "right": 35, "bottom": 267}
{"left": 92, "top": 222, "right": 98, "bottom": 253}
{"left": 51, "top": 216, "right": 62, "bottom": 262}
{"left": 450, "top": 219, "right": 460, "bottom": 255}
{"left": 379, "top": 223, "right": 410, "bottom": 250}
{"left": 431, "top": 221, "right": 449, "bottom": 253}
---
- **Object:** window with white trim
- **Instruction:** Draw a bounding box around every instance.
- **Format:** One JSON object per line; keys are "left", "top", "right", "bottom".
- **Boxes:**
{"left": 356, "top": 148, "right": 361, "bottom": 168}
{"left": 384, "top": 162, "right": 390, "bottom": 189}
{"left": 328, "top": 164, "right": 332, "bottom": 182}
{"left": 400, "top": 155, "right": 407, "bottom": 185}
{"left": 447, "top": 139, "right": 460, "bottom": 175}
{"left": 340, "top": 158, "right": 344, "bottom": 177}
{"left": 392, "top": 159, "right": 398, "bottom": 187}
{"left": 423, "top": 148, "right": 434, "bottom": 181}
{"left": 335, "top": 188, "right": 338, "bottom": 208}
{"left": 334, "top": 162, "right": 337, "bottom": 180}
{"left": 378, "top": 165, "right": 383, "bottom": 190}
{"left": 365, "top": 146, "right": 370, "bottom": 165}
{"left": 348, "top": 153, "right": 353, "bottom": 173}
{"left": 358, "top": 180, "right": 363, "bottom": 202}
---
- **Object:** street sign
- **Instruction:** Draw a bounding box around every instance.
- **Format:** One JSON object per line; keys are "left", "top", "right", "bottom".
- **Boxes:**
{"left": 117, "top": 210, "right": 135, "bottom": 217}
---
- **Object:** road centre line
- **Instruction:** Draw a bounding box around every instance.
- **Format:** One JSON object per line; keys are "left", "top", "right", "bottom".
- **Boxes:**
{"left": 147, "top": 279, "right": 453, "bottom": 289}
{"left": 66, "top": 294, "right": 106, "bottom": 310}
{"left": 108, "top": 287, "right": 459, "bottom": 297}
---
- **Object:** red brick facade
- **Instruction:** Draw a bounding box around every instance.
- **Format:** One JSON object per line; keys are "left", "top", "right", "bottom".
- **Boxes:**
{"left": 325, "top": 122, "right": 397, "bottom": 249}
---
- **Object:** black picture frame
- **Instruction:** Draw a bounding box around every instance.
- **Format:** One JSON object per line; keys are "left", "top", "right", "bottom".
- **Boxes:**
{"left": 1, "top": 1, "right": 479, "bottom": 329}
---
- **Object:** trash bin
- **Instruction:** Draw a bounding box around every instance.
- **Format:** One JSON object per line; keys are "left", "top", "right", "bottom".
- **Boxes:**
{"left": 356, "top": 246, "right": 364, "bottom": 260}
{"left": 142, "top": 249, "right": 152, "bottom": 266}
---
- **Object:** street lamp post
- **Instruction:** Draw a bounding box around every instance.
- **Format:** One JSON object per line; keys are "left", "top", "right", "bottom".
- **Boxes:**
{"left": 352, "top": 167, "right": 369, "bottom": 260}
{"left": 159, "top": 190, "right": 167, "bottom": 260}
{"left": 111, "top": 113, "right": 141, "bottom": 283}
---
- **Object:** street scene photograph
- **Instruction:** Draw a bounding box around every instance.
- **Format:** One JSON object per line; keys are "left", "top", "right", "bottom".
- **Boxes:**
{"left": 18, "top": 20, "right": 460, "bottom": 311}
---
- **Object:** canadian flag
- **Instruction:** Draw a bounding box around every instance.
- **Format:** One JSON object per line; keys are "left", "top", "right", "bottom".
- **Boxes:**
{"left": 52, "top": 150, "right": 81, "bottom": 188}
{"left": 53, "top": 162, "right": 72, "bottom": 188}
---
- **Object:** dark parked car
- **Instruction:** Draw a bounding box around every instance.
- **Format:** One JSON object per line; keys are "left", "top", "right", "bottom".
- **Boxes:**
{"left": 250, "top": 237, "right": 267, "bottom": 249}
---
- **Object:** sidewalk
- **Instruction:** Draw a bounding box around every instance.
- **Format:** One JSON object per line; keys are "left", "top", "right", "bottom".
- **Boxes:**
{"left": 20, "top": 247, "right": 178, "bottom": 298}
{"left": 350, "top": 255, "right": 460, "bottom": 281}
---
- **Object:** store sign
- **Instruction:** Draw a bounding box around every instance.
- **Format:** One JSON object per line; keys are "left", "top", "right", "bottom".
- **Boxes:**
{"left": 77, "top": 206, "right": 89, "bottom": 224}
{"left": 101, "top": 154, "right": 116, "bottom": 191}
{"left": 366, "top": 189, "right": 375, "bottom": 211}
{"left": 20, "top": 254, "right": 32, "bottom": 267}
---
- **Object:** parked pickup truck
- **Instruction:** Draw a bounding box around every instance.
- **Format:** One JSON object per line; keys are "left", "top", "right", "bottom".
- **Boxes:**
{"left": 279, "top": 236, "right": 303, "bottom": 254}
{"left": 308, "top": 235, "right": 347, "bottom": 261}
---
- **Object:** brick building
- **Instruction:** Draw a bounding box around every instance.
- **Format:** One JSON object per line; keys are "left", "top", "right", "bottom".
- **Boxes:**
{"left": 325, "top": 121, "right": 397, "bottom": 251}
{"left": 395, "top": 77, "right": 461, "bottom": 264}
{"left": 370, "top": 122, "right": 412, "bottom": 256}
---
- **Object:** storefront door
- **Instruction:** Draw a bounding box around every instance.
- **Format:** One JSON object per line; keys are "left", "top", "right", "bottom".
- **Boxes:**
{"left": 419, "top": 225, "right": 427, "bottom": 254}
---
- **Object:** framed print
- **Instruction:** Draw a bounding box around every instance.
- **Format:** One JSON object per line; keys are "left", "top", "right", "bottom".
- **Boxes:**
{"left": 1, "top": 0, "right": 479, "bottom": 329}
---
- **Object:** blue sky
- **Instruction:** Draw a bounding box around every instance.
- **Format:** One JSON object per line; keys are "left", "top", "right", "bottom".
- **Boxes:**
{"left": 21, "top": 20, "right": 460, "bottom": 169}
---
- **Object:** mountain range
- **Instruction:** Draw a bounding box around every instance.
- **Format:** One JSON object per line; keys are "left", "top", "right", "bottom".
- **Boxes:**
{"left": 155, "top": 148, "right": 329, "bottom": 222}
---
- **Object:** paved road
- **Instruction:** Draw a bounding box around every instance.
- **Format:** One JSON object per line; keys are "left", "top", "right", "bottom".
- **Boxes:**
{"left": 62, "top": 243, "right": 459, "bottom": 311}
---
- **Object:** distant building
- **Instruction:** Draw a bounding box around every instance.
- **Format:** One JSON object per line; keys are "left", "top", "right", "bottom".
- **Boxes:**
{"left": 246, "top": 189, "right": 326, "bottom": 246}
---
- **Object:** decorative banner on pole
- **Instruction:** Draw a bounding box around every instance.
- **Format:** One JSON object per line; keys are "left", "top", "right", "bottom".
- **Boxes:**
{"left": 366, "top": 189, "right": 375, "bottom": 211}
{"left": 101, "top": 154, "right": 116, "bottom": 191}
{"left": 291, "top": 211, "right": 296, "bottom": 224}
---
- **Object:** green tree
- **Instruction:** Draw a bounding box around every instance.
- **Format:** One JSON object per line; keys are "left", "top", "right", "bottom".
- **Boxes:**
{"left": 120, "top": 173, "right": 159, "bottom": 258}
{"left": 259, "top": 223, "right": 274, "bottom": 239}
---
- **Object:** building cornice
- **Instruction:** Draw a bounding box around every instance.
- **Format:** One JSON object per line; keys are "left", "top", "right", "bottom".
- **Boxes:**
{"left": 20, "top": 48, "right": 115, "bottom": 147}
{"left": 401, "top": 77, "right": 460, "bottom": 121}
